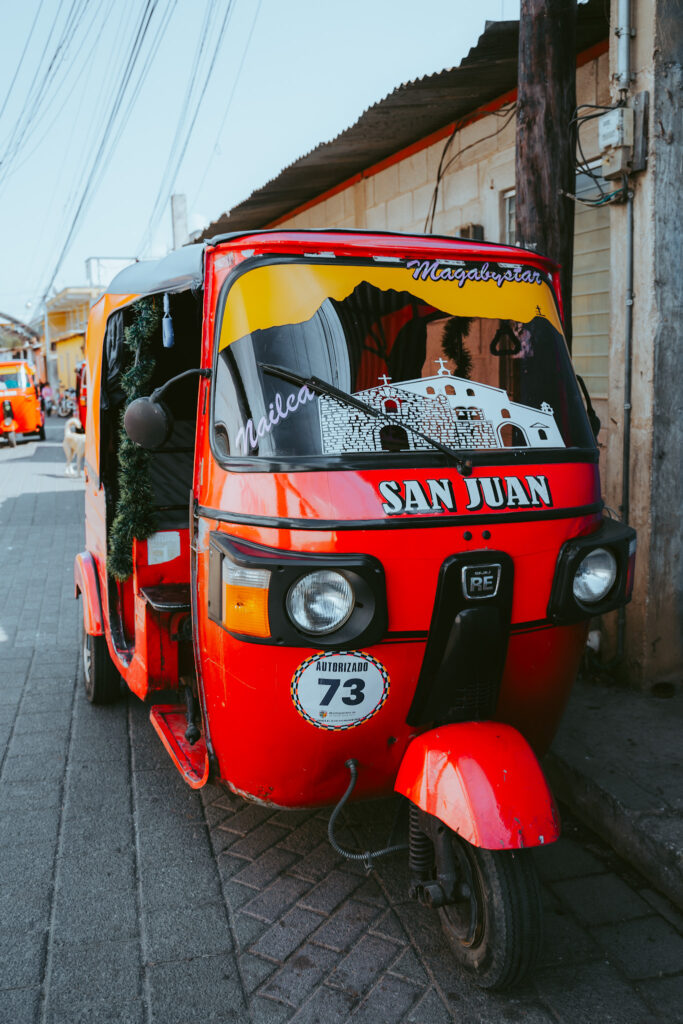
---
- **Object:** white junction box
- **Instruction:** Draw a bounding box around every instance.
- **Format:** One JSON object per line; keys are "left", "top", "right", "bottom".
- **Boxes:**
{"left": 599, "top": 107, "right": 635, "bottom": 179}
{"left": 599, "top": 107, "right": 634, "bottom": 149}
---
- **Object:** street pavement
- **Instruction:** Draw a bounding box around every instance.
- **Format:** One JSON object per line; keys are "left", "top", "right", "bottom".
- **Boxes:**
{"left": 1, "top": 419, "right": 682, "bottom": 1024}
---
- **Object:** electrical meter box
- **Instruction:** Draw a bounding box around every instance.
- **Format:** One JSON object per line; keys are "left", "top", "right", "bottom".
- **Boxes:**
{"left": 599, "top": 108, "right": 635, "bottom": 179}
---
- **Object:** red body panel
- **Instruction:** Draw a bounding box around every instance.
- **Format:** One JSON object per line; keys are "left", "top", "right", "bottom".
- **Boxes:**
{"left": 106, "top": 533, "right": 193, "bottom": 700}
{"left": 74, "top": 551, "right": 104, "bottom": 635}
{"left": 75, "top": 362, "right": 87, "bottom": 431}
{"left": 394, "top": 722, "right": 561, "bottom": 849}
{"left": 150, "top": 706, "right": 209, "bottom": 789}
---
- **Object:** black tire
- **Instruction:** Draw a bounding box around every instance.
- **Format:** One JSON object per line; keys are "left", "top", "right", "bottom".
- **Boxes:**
{"left": 38, "top": 424, "right": 46, "bottom": 441}
{"left": 439, "top": 833, "right": 543, "bottom": 990}
{"left": 82, "top": 626, "right": 121, "bottom": 704}
{"left": 7, "top": 430, "right": 17, "bottom": 448}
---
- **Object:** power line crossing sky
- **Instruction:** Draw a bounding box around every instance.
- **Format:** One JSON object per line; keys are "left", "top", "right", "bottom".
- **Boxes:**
{"left": 0, "top": 0, "right": 519, "bottom": 320}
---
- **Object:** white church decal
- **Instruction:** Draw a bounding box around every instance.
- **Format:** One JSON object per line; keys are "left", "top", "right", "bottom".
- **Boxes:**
{"left": 318, "top": 361, "right": 564, "bottom": 456}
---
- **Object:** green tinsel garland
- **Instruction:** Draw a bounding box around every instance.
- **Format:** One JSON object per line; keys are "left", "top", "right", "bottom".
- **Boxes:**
{"left": 107, "top": 298, "right": 160, "bottom": 581}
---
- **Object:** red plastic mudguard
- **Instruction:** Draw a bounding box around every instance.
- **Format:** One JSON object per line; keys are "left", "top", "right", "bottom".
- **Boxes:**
{"left": 74, "top": 550, "right": 104, "bottom": 635}
{"left": 395, "top": 721, "right": 560, "bottom": 850}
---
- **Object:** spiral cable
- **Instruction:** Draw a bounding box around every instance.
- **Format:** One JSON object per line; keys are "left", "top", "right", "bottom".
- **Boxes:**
{"left": 327, "top": 759, "right": 408, "bottom": 871}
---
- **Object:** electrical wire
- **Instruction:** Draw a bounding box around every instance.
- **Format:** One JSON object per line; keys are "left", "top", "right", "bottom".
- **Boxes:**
{"left": 135, "top": 0, "right": 222, "bottom": 254}
{"left": 21, "top": 1, "right": 133, "bottom": 306}
{"left": 190, "top": 0, "right": 263, "bottom": 209}
{"left": 0, "top": 0, "right": 67, "bottom": 161}
{"left": 0, "top": 0, "right": 47, "bottom": 124}
{"left": 23, "top": 0, "right": 137, "bottom": 303}
{"left": 36, "top": 0, "right": 165, "bottom": 304}
{"left": 424, "top": 103, "right": 517, "bottom": 233}
{"left": 0, "top": 0, "right": 108, "bottom": 192}
{"left": 0, "top": 0, "right": 91, "bottom": 182}
{"left": 136, "top": 0, "right": 237, "bottom": 256}
{"left": 7, "top": 0, "right": 120, "bottom": 182}
{"left": 567, "top": 103, "right": 628, "bottom": 206}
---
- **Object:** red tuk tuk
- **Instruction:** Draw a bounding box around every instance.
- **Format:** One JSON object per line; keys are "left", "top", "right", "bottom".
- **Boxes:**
{"left": 75, "top": 231, "right": 636, "bottom": 988}
{"left": 0, "top": 360, "right": 45, "bottom": 445}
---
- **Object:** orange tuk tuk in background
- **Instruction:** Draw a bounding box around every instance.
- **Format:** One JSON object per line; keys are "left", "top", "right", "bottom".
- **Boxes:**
{"left": 75, "top": 231, "right": 636, "bottom": 989}
{"left": 0, "top": 360, "right": 45, "bottom": 446}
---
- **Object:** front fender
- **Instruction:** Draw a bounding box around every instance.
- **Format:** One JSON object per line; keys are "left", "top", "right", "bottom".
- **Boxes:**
{"left": 74, "top": 551, "right": 104, "bottom": 635}
{"left": 395, "top": 721, "right": 560, "bottom": 850}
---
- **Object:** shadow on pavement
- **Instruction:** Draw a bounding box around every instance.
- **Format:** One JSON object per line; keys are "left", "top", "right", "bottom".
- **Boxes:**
{"left": 0, "top": 487, "right": 84, "bottom": 528}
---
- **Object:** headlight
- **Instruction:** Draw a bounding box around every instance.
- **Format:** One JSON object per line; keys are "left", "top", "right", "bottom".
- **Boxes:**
{"left": 572, "top": 547, "right": 617, "bottom": 604}
{"left": 287, "top": 571, "right": 354, "bottom": 635}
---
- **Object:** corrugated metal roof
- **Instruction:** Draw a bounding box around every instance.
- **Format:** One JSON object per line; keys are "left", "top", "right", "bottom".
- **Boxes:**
{"left": 196, "top": 1, "right": 608, "bottom": 240}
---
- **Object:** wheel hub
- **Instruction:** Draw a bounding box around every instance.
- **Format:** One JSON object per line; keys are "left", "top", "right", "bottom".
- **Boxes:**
{"left": 441, "top": 842, "right": 484, "bottom": 948}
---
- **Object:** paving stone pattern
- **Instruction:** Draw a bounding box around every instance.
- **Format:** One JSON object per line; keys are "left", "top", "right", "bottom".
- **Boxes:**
{"left": 1, "top": 423, "right": 682, "bottom": 1023}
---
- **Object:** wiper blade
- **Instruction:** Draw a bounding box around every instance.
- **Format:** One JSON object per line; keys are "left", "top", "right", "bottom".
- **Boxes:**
{"left": 260, "top": 362, "right": 473, "bottom": 477}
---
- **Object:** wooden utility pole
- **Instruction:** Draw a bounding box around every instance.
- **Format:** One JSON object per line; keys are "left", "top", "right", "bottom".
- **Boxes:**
{"left": 515, "top": 0, "right": 577, "bottom": 348}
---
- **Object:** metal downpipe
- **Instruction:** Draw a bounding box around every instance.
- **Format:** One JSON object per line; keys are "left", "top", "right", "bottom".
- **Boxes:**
{"left": 615, "top": 183, "right": 634, "bottom": 662}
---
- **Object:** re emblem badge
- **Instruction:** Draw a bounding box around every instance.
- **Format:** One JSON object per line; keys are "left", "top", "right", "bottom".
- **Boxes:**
{"left": 462, "top": 564, "right": 501, "bottom": 600}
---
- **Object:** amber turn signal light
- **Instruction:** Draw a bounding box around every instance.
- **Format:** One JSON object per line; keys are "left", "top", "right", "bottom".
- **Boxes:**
{"left": 222, "top": 561, "right": 271, "bottom": 637}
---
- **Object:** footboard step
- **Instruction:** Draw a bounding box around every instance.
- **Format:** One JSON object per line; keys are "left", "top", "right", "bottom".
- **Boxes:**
{"left": 139, "top": 585, "right": 191, "bottom": 613}
{"left": 149, "top": 704, "right": 209, "bottom": 788}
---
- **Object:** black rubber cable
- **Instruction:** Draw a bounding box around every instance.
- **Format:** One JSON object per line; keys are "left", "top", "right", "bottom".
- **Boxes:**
{"left": 327, "top": 759, "right": 408, "bottom": 871}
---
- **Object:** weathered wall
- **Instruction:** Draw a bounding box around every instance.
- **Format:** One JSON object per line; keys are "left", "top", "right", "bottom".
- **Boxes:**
{"left": 603, "top": 0, "right": 682, "bottom": 687}
{"left": 647, "top": 0, "right": 682, "bottom": 681}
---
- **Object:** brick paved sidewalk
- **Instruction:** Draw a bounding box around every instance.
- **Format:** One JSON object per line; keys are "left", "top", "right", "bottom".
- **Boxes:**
{"left": 1, "top": 424, "right": 682, "bottom": 1023}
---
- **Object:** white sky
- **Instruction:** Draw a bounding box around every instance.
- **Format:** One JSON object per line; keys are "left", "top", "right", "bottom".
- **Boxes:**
{"left": 0, "top": 0, "right": 520, "bottom": 322}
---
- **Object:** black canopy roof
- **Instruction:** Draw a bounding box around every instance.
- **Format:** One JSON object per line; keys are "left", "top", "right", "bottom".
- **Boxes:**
{"left": 105, "top": 244, "right": 205, "bottom": 297}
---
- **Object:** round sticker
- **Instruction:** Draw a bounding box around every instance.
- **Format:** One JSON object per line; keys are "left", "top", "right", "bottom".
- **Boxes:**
{"left": 291, "top": 651, "right": 390, "bottom": 731}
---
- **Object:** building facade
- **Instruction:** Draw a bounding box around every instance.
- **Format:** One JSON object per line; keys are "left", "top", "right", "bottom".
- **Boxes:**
{"left": 45, "top": 287, "right": 100, "bottom": 391}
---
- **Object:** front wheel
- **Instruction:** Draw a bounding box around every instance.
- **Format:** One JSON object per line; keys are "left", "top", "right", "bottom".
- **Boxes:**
{"left": 439, "top": 833, "right": 543, "bottom": 990}
{"left": 37, "top": 423, "right": 46, "bottom": 441}
{"left": 82, "top": 626, "right": 121, "bottom": 704}
{"left": 7, "top": 430, "right": 17, "bottom": 447}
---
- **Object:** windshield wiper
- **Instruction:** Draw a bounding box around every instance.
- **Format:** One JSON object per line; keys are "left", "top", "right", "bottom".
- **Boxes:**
{"left": 260, "top": 362, "right": 473, "bottom": 477}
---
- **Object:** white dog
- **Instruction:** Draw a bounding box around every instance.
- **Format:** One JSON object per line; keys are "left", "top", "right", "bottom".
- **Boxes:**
{"left": 63, "top": 417, "right": 86, "bottom": 477}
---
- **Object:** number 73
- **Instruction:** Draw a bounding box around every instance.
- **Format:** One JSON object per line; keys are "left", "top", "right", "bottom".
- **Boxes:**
{"left": 318, "top": 677, "right": 365, "bottom": 706}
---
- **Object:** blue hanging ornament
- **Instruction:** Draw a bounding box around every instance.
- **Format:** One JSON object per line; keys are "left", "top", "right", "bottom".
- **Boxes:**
{"left": 162, "top": 293, "right": 175, "bottom": 348}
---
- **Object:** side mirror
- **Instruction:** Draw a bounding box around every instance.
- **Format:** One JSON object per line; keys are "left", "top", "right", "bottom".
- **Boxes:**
{"left": 123, "top": 367, "right": 211, "bottom": 449}
{"left": 124, "top": 397, "right": 173, "bottom": 449}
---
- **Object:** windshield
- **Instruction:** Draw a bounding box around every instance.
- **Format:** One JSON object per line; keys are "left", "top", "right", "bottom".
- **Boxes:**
{"left": 0, "top": 366, "right": 27, "bottom": 390}
{"left": 213, "top": 260, "right": 594, "bottom": 463}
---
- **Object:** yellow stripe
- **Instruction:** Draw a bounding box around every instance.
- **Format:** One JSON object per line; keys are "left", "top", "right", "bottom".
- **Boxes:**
{"left": 218, "top": 263, "right": 562, "bottom": 351}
